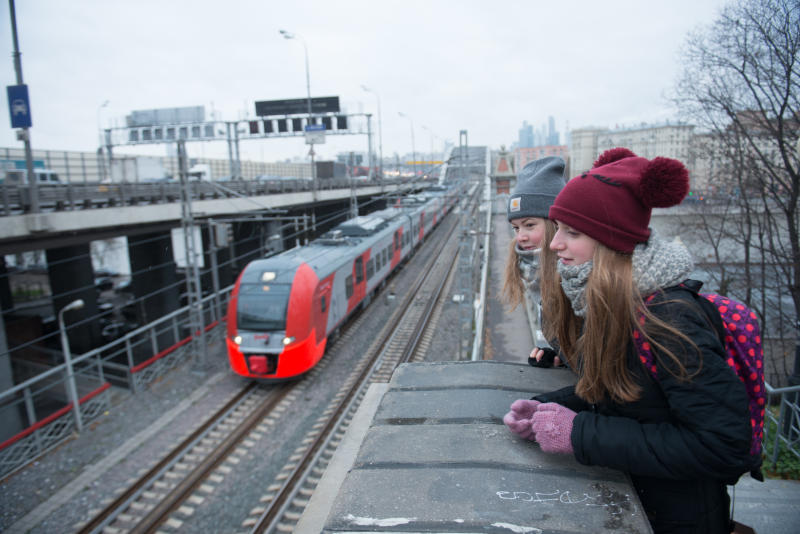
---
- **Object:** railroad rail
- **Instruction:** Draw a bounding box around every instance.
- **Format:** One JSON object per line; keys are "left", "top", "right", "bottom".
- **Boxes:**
{"left": 72, "top": 188, "right": 475, "bottom": 534}
{"left": 248, "top": 189, "right": 471, "bottom": 533}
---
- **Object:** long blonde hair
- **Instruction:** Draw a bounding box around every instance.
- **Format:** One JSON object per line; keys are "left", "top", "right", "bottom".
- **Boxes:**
{"left": 501, "top": 219, "right": 559, "bottom": 319}
{"left": 553, "top": 244, "right": 697, "bottom": 404}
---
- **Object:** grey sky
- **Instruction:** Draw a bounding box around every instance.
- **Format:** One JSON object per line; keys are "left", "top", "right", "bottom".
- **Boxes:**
{"left": 0, "top": 0, "right": 728, "bottom": 164}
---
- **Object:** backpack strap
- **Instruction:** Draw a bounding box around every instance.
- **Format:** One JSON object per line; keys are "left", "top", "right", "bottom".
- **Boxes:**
{"left": 636, "top": 280, "right": 726, "bottom": 377}
{"left": 672, "top": 280, "right": 729, "bottom": 348}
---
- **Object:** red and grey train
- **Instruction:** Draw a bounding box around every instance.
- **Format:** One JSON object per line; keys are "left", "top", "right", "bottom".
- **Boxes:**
{"left": 226, "top": 184, "right": 460, "bottom": 380}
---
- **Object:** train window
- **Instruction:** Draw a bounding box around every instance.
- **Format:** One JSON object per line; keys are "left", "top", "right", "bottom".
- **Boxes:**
{"left": 355, "top": 257, "right": 364, "bottom": 283}
{"left": 236, "top": 283, "right": 290, "bottom": 331}
{"left": 345, "top": 275, "right": 353, "bottom": 298}
{"left": 320, "top": 295, "right": 327, "bottom": 313}
{"left": 366, "top": 258, "right": 374, "bottom": 280}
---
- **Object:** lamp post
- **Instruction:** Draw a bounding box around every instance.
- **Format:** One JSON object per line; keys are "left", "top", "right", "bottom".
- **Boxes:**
{"left": 398, "top": 112, "right": 416, "bottom": 180}
{"left": 279, "top": 29, "right": 317, "bottom": 190}
{"left": 58, "top": 298, "right": 84, "bottom": 432}
{"left": 97, "top": 100, "right": 109, "bottom": 182}
{"left": 361, "top": 85, "right": 383, "bottom": 180}
{"left": 422, "top": 125, "right": 438, "bottom": 175}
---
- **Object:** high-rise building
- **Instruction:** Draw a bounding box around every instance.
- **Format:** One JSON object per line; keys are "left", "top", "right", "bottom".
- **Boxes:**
{"left": 518, "top": 121, "right": 534, "bottom": 148}
{"left": 547, "top": 116, "right": 559, "bottom": 146}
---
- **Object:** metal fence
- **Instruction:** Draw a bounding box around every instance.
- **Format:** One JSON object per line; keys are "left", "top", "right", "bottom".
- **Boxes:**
{"left": 0, "top": 286, "right": 231, "bottom": 479}
{"left": 764, "top": 383, "right": 800, "bottom": 470}
{"left": 0, "top": 175, "right": 390, "bottom": 216}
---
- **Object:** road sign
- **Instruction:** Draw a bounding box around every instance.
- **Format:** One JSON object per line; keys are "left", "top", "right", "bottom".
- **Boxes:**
{"left": 305, "top": 123, "right": 326, "bottom": 145}
{"left": 255, "top": 96, "right": 340, "bottom": 117}
{"left": 7, "top": 84, "right": 32, "bottom": 128}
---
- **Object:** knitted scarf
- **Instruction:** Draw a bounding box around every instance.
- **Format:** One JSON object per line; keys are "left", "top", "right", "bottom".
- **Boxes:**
{"left": 516, "top": 244, "right": 540, "bottom": 291}
{"left": 557, "top": 229, "right": 694, "bottom": 317}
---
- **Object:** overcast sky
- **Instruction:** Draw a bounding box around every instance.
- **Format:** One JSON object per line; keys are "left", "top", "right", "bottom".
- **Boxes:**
{"left": 0, "top": 0, "right": 729, "bottom": 164}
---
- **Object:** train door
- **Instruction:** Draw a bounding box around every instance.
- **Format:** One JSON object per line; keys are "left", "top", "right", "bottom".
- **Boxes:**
{"left": 391, "top": 229, "right": 403, "bottom": 268}
{"left": 345, "top": 252, "right": 369, "bottom": 313}
{"left": 313, "top": 276, "right": 334, "bottom": 343}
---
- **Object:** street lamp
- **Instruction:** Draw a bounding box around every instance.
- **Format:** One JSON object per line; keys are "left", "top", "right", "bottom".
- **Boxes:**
{"left": 422, "top": 125, "right": 437, "bottom": 171}
{"left": 97, "top": 100, "right": 110, "bottom": 181}
{"left": 398, "top": 112, "right": 416, "bottom": 180}
{"left": 279, "top": 29, "right": 317, "bottom": 188}
{"left": 58, "top": 298, "right": 85, "bottom": 432}
{"left": 361, "top": 85, "right": 383, "bottom": 180}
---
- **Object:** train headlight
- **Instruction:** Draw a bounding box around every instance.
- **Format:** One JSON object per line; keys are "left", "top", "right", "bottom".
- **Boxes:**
{"left": 233, "top": 335, "right": 242, "bottom": 345}
{"left": 261, "top": 271, "right": 276, "bottom": 282}
{"left": 282, "top": 336, "right": 295, "bottom": 346}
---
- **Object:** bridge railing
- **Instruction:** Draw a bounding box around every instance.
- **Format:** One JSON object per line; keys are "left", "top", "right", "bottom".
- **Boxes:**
{"left": 0, "top": 176, "right": 394, "bottom": 215}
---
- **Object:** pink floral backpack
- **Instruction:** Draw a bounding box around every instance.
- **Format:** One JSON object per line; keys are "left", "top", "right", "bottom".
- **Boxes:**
{"left": 634, "top": 281, "right": 766, "bottom": 479}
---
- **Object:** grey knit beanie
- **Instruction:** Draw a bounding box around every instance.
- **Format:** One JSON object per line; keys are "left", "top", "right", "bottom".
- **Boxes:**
{"left": 507, "top": 156, "right": 566, "bottom": 221}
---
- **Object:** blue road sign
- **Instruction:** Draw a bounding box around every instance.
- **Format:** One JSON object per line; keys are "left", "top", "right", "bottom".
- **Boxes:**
{"left": 305, "top": 124, "right": 326, "bottom": 132}
{"left": 7, "top": 84, "right": 32, "bottom": 128}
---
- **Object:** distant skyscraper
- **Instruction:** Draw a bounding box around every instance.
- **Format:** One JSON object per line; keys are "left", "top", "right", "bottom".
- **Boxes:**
{"left": 518, "top": 121, "right": 534, "bottom": 148}
{"left": 520, "top": 118, "right": 560, "bottom": 148}
{"left": 547, "top": 116, "right": 559, "bottom": 145}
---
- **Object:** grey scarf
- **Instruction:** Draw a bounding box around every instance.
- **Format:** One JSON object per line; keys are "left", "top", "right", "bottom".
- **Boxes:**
{"left": 557, "top": 229, "right": 694, "bottom": 317}
{"left": 516, "top": 244, "right": 540, "bottom": 291}
{"left": 631, "top": 230, "right": 694, "bottom": 296}
{"left": 557, "top": 260, "right": 593, "bottom": 317}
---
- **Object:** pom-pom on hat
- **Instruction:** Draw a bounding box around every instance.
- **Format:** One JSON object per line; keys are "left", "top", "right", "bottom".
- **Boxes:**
{"left": 507, "top": 156, "right": 566, "bottom": 221}
{"left": 548, "top": 148, "right": 689, "bottom": 253}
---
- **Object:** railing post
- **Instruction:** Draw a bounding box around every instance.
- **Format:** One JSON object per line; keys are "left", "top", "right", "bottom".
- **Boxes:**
{"left": 23, "top": 387, "right": 43, "bottom": 454}
{"left": 125, "top": 338, "right": 137, "bottom": 392}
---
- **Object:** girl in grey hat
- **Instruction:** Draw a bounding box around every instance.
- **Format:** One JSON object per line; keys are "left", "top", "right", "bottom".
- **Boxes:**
{"left": 501, "top": 156, "right": 566, "bottom": 367}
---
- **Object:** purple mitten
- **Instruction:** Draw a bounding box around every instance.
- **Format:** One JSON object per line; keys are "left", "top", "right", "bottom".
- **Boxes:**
{"left": 531, "top": 402, "right": 577, "bottom": 454}
{"left": 503, "top": 399, "right": 541, "bottom": 440}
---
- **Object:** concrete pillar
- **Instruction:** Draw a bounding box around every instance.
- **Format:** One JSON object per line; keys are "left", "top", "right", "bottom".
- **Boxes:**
{"left": 46, "top": 244, "right": 100, "bottom": 354}
{"left": 0, "top": 257, "right": 23, "bottom": 441}
{"left": 0, "top": 256, "right": 12, "bottom": 313}
{"left": 127, "top": 232, "right": 180, "bottom": 327}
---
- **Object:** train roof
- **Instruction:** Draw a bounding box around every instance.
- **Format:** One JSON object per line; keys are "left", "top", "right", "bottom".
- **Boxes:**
{"left": 333, "top": 214, "right": 388, "bottom": 236}
{"left": 242, "top": 209, "right": 405, "bottom": 282}
{"left": 239, "top": 186, "right": 452, "bottom": 283}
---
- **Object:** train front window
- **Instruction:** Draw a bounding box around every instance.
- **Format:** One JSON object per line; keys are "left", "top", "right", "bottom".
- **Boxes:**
{"left": 236, "top": 283, "right": 290, "bottom": 331}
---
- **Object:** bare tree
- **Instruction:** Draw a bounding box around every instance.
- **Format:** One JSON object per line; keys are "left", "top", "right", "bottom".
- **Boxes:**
{"left": 671, "top": 0, "right": 799, "bottom": 384}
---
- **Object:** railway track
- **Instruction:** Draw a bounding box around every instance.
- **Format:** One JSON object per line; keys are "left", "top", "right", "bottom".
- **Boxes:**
{"left": 74, "top": 191, "right": 476, "bottom": 534}
{"left": 247, "top": 193, "right": 476, "bottom": 534}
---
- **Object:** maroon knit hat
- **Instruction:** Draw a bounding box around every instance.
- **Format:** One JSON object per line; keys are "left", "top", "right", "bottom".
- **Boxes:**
{"left": 548, "top": 147, "right": 689, "bottom": 253}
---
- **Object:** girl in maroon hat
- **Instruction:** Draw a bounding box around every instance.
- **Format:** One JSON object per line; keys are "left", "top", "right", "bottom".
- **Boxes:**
{"left": 503, "top": 148, "right": 755, "bottom": 533}
{"left": 502, "top": 156, "right": 566, "bottom": 367}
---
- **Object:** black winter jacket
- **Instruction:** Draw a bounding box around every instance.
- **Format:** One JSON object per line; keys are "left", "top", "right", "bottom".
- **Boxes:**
{"left": 535, "top": 282, "right": 754, "bottom": 533}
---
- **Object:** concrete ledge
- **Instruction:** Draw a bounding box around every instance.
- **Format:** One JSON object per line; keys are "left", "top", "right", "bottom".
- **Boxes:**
{"left": 317, "top": 361, "right": 652, "bottom": 533}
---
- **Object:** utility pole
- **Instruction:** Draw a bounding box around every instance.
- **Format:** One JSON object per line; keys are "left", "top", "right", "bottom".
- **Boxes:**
{"left": 7, "top": 0, "right": 38, "bottom": 212}
{"left": 177, "top": 139, "right": 209, "bottom": 370}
